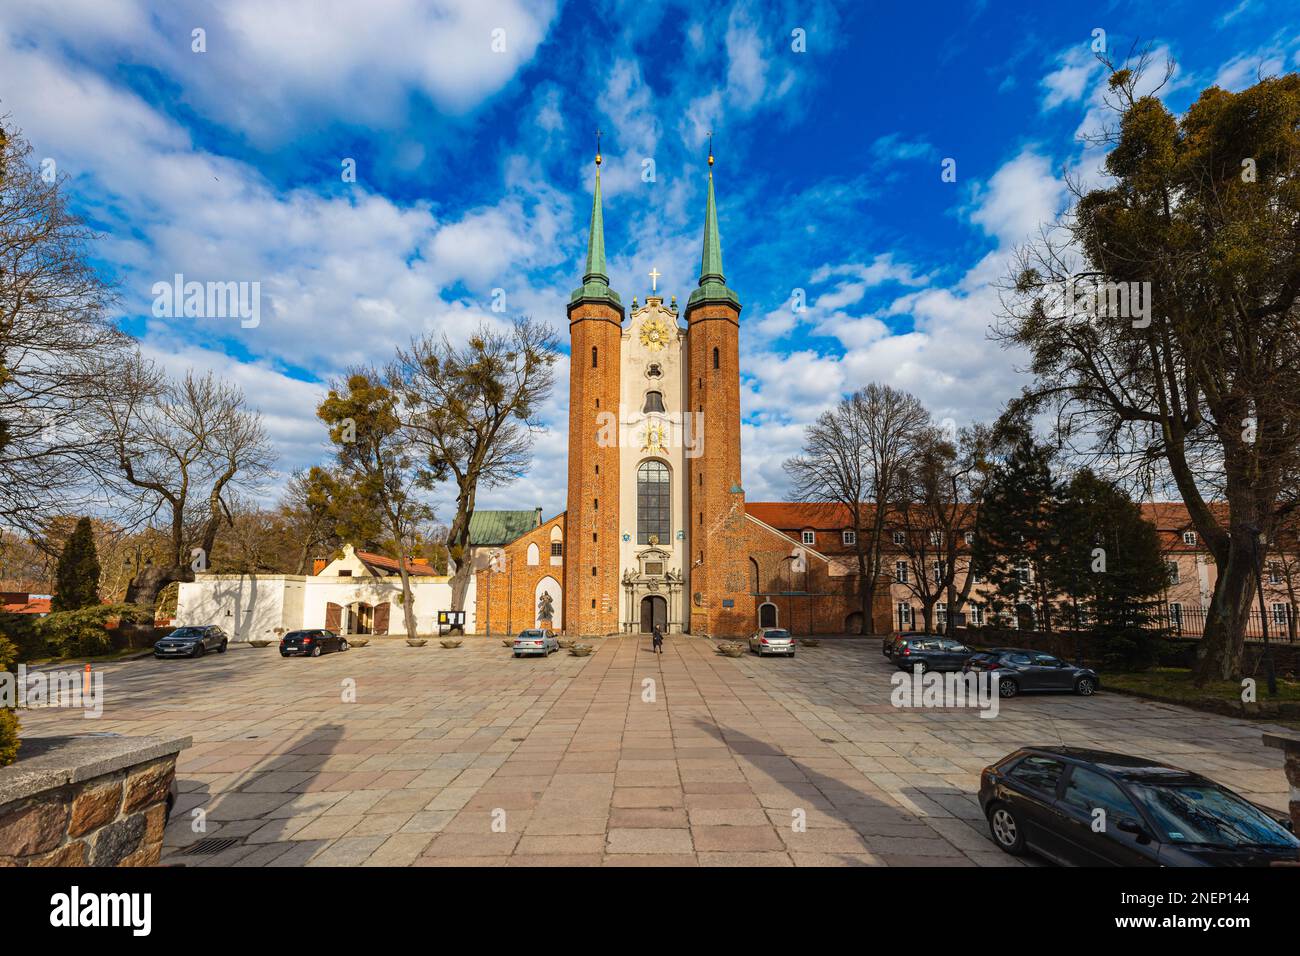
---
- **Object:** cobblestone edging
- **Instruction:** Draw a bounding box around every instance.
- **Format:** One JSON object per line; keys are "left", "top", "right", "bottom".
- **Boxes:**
{"left": 0, "top": 734, "right": 190, "bottom": 867}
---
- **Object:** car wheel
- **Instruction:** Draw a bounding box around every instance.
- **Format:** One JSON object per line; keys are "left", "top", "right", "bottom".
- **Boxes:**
{"left": 988, "top": 803, "right": 1027, "bottom": 856}
{"left": 998, "top": 678, "right": 1018, "bottom": 698}
{"left": 280, "top": 652, "right": 289, "bottom": 657}
{"left": 194, "top": 643, "right": 205, "bottom": 658}
{"left": 218, "top": 640, "right": 228, "bottom": 654}
{"left": 1075, "top": 676, "right": 1096, "bottom": 696}
{"left": 340, "top": 639, "right": 349, "bottom": 652}
{"left": 513, "top": 652, "right": 520, "bottom": 658}
{"left": 311, "top": 645, "right": 322, "bottom": 657}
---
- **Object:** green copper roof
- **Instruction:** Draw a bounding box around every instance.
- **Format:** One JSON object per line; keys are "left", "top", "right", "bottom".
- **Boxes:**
{"left": 688, "top": 168, "right": 740, "bottom": 310}
{"left": 468, "top": 509, "right": 542, "bottom": 546}
{"left": 570, "top": 165, "right": 622, "bottom": 309}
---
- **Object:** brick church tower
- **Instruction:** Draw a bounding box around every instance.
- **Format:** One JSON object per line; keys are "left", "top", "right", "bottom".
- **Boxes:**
{"left": 685, "top": 149, "right": 753, "bottom": 636}
{"left": 565, "top": 147, "right": 623, "bottom": 635}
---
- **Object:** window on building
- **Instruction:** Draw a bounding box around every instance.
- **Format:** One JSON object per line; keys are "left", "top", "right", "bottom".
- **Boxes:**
{"left": 1168, "top": 602, "right": 1183, "bottom": 630}
{"left": 932, "top": 560, "right": 944, "bottom": 584}
{"left": 643, "top": 391, "right": 665, "bottom": 413}
{"left": 646, "top": 363, "right": 662, "bottom": 378}
{"left": 592, "top": 346, "right": 598, "bottom": 368}
{"left": 964, "top": 531, "right": 975, "bottom": 545}
{"left": 936, "top": 602, "right": 947, "bottom": 626}
{"left": 929, "top": 531, "right": 941, "bottom": 546}
{"left": 801, "top": 530, "right": 815, "bottom": 545}
{"left": 1272, "top": 602, "right": 1288, "bottom": 626}
{"left": 1015, "top": 562, "right": 1031, "bottom": 585}
{"left": 969, "top": 604, "right": 985, "bottom": 626}
{"left": 892, "top": 531, "right": 905, "bottom": 546}
{"left": 1268, "top": 562, "right": 1283, "bottom": 585}
{"left": 842, "top": 530, "right": 856, "bottom": 546}
{"left": 637, "top": 460, "right": 671, "bottom": 544}
{"left": 1166, "top": 561, "right": 1180, "bottom": 585}
{"left": 895, "top": 561, "right": 908, "bottom": 583}
{"left": 712, "top": 347, "right": 719, "bottom": 369}
{"left": 897, "top": 602, "right": 912, "bottom": 628}
{"left": 551, "top": 542, "right": 563, "bottom": 558}
{"left": 1182, "top": 530, "right": 1197, "bottom": 545}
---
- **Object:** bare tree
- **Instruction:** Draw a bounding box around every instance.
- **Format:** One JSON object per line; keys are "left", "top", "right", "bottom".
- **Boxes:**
{"left": 0, "top": 123, "right": 134, "bottom": 539}
{"left": 394, "top": 317, "right": 559, "bottom": 613}
{"left": 96, "top": 355, "right": 274, "bottom": 611}
{"left": 785, "top": 384, "right": 930, "bottom": 634}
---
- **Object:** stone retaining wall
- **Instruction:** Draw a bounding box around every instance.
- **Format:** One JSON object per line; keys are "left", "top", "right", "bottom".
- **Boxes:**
{"left": 0, "top": 734, "right": 190, "bottom": 867}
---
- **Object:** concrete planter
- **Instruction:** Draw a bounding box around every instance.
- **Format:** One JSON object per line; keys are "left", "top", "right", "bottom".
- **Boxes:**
{"left": 0, "top": 734, "right": 189, "bottom": 867}
{"left": 249, "top": 640, "right": 274, "bottom": 648}
{"left": 405, "top": 639, "right": 427, "bottom": 647}
{"left": 348, "top": 639, "right": 370, "bottom": 647}
{"left": 440, "top": 639, "right": 463, "bottom": 649}
{"left": 717, "top": 641, "right": 745, "bottom": 657}
{"left": 569, "top": 644, "right": 593, "bottom": 657}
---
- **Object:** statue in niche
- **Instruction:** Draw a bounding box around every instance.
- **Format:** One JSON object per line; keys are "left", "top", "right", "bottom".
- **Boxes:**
{"left": 538, "top": 591, "right": 554, "bottom": 624}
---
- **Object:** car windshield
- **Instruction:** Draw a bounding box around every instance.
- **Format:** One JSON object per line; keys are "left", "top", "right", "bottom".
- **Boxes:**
{"left": 764, "top": 630, "right": 790, "bottom": 639}
{"left": 283, "top": 631, "right": 310, "bottom": 639}
{"left": 1129, "top": 783, "right": 1299, "bottom": 848}
{"left": 519, "top": 630, "right": 545, "bottom": 638}
{"left": 169, "top": 628, "right": 204, "bottom": 639}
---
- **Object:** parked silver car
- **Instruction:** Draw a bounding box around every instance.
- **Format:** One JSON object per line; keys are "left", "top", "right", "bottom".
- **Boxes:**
{"left": 513, "top": 628, "right": 559, "bottom": 657}
{"left": 749, "top": 627, "right": 796, "bottom": 657}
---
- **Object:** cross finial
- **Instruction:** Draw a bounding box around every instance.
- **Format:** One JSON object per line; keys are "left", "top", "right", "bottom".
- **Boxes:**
{"left": 707, "top": 131, "right": 714, "bottom": 167}
{"left": 595, "top": 128, "right": 602, "bottom": 167}
{"left": 648, "top": 267, "right": 661, "bottom": 292}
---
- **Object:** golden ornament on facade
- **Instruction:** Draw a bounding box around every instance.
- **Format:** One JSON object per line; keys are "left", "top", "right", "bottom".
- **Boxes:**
{"left": 639, "top": 318, "right": 671, "bottom": 351}
{"left": 642, "top": 422, "right": 666, "bottom": 455}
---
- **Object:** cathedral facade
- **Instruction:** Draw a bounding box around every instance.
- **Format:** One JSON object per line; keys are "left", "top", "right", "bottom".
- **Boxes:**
{"left": 473, "top": 150, "right": 875, "bottom": 639}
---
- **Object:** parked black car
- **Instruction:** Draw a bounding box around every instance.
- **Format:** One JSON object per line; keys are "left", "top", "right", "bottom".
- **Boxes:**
{"left": 980, "top": 746, "right": 1299, "bottom": 866}
{"left": 965, "top": 648, "right": 1099, "bottom": 697}
{"left": 883, "top": 631, "right": 925, "bottom": 659}
{"left": 280, "top": 629, "right": 349, "bottom": 657}
{"left": 154, "top": 625, "right": 228, "bottom": 659}
{"left": 892, "top": 636, "right": 973, "bottom": 673}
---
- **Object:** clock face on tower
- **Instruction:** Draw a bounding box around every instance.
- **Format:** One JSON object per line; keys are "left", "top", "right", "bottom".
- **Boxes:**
{"left": 639, "top": 317, "right": 671, "bottom": 351}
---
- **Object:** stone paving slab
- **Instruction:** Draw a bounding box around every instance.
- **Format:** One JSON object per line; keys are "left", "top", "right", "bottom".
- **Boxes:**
{"left": 15, "top": 636, "right": 1293, "bottom": 866}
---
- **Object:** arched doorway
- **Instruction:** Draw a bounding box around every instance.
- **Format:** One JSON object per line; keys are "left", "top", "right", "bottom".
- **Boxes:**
{"left": 844, "top": 611, "right": 864, "bottom": 635}
{"left": 346, "top": 601, "right": 374, "bottom": 634}
{"left": 639, "top": 595, "right": 667, "bottom": 633}
{"left": 535, "top": 576, "right": 562, "bottom": 629}
{"left": 758, "top": 602, "right": 778, "bottom": 628}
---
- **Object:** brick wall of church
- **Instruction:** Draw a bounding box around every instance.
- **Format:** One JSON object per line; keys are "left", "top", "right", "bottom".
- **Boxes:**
{"left": 566, "top": 302, "right": 623, "bottom": 635}
{"left": 473, "top": 514, "right": 567, "bottom": 636}
{"left": 744, "top": 518, "right": 893, "bottom": 635}
{"left": 686, "top": 302, "right": 751, "bottom": 637}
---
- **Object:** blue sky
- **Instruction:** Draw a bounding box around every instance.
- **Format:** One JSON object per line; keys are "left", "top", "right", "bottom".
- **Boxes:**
{"left": 2, "top": 0, "right": 1296, "bottom": 519}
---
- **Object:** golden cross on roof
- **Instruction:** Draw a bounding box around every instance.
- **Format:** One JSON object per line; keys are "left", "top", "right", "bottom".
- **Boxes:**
{"left": 648, "top": 267, "right": 661, "bottom": 292}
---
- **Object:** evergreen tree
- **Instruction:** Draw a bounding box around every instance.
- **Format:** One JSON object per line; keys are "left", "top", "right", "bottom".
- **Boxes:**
{"left": 52, "top": 516, "right": 101, "bottom": 612}
{"left": 970, "top": 423, "right": 1057, "bottom": 631}
{"left": 1046, "top": 470, "right": 1168, "bottom": 632}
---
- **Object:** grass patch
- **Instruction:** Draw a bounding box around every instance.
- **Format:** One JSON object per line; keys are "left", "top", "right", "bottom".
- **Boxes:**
{"left": 1105, "top": 667, "right": 1300, "bottom": 703}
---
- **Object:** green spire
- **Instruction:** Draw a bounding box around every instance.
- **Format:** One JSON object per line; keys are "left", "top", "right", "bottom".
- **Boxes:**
{"left": 570, "top": 136, "right": 622, "bottom": 311}
{"left": 688, "top": 138, "right": 739, "bottom": 311}
{"left": 583, "top": 162, "right": 608, "bottom": 282}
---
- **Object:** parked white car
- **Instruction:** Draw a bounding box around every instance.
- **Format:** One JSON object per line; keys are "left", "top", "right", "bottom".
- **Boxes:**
{"left": 749, "top": 627, "right": 796, "bottom": 657}
{"left": 513, "top": 628, "right": 559, "bottom": 657}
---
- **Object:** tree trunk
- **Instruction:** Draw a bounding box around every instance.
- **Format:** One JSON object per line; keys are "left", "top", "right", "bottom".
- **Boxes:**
{"left": 396, "top": 564, "right": 418, "bottom": 638}
{"left": 1194, "top": 539, "right": 1256, "bottom": 683}
{"left": 124, "top": 565, "right": 187, "bottom": 613}
{"left": 449, "top": 559, "right": 473, "bottom": 615}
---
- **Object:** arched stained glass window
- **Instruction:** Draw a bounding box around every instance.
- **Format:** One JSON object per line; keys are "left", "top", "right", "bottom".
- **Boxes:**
{"left": 637, "top": 460, "right": 670, "bottom": 544}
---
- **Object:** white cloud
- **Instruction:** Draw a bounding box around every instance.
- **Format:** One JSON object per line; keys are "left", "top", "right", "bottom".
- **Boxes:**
{"left": 1041, "top": 47, "right": 1102, "bottom": 111}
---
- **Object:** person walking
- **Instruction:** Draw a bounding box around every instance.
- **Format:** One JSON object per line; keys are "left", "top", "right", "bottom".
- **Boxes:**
{"left": 652, "top": 623, "right": 664, "bottom": 654}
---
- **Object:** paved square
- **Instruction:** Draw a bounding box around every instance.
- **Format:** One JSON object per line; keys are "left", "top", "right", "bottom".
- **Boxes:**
{"left": 17, "top": 636, "right": 1291, "bottom": 866}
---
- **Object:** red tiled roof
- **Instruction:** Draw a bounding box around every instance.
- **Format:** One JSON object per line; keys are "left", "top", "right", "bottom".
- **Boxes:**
{"left": 1, "top": 597, "right": 50, "bottom": 615}
{"left": 354, "top": 551, "right": 440, "bottom": 577}
{"left": 745, "top": 502, "right": 868, "bottom": 529}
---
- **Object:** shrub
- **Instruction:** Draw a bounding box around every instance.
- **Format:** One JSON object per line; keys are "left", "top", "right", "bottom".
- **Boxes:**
{"left": 0, "top": 635, "right": 19, "bottom": 767}
{"left": 35, "top": 603, "right": 151, "bottom": 659}
{"left": 1095, "top": 626, "right": 1161, "bottom": 672}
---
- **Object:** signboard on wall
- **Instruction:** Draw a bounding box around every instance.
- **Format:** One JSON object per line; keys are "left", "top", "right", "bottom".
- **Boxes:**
{"left": 437, "top": 611, "right": 466, "bottom": 626}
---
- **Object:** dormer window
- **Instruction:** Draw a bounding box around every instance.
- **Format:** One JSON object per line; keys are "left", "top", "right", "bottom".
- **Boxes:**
{"left": 801, "top": 530, "right": 815, "bottom": 546}
{"left": 643, "top": 391, "right": 665, "bottom": 413}
{"left": 1182, "top": 531, "right": 1198, "bottom": 546}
